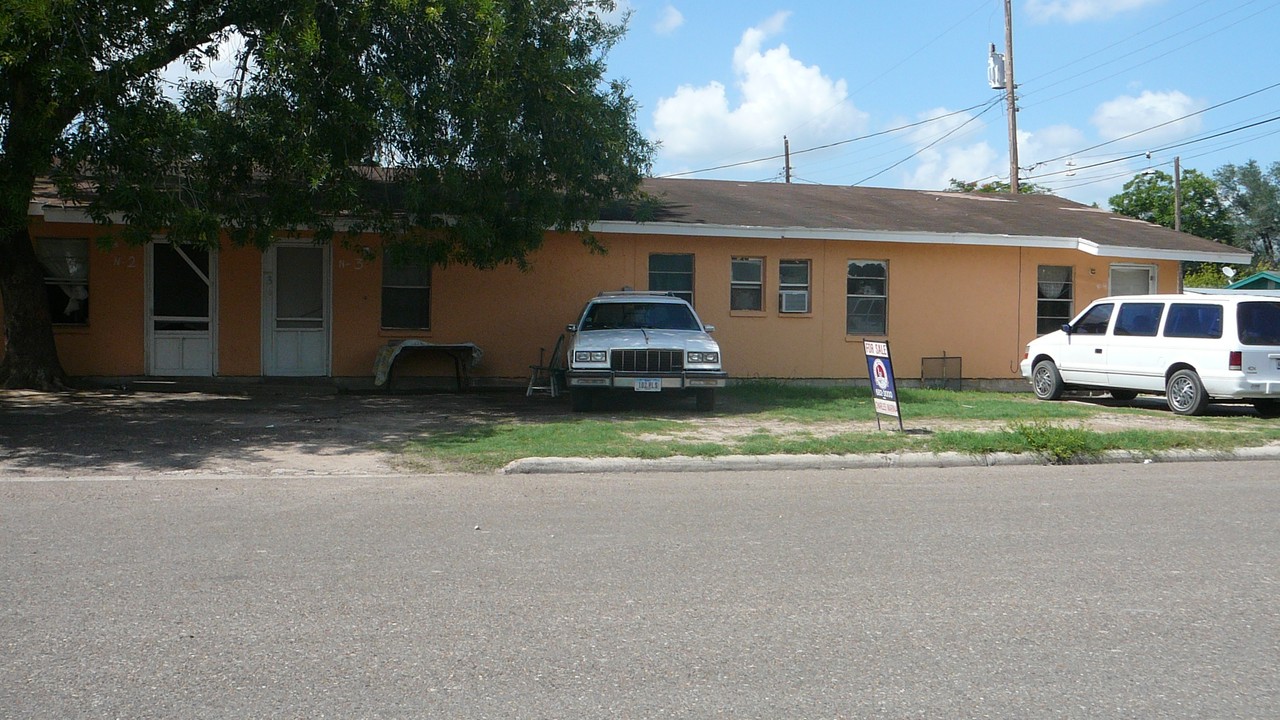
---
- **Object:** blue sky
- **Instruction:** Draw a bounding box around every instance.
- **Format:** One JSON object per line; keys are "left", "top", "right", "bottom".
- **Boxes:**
{"left": 601, "top": 0, "right": 1280, "bottom": 208}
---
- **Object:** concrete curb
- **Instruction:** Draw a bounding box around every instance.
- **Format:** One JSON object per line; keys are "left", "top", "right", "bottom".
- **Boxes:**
{"left": 501, "top": 446, "right": 1280, "bottom": 475}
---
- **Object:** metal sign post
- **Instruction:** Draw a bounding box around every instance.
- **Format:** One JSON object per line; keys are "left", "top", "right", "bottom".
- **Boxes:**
{"left": 863, "top": 340, "right": 904, "bottom": 431}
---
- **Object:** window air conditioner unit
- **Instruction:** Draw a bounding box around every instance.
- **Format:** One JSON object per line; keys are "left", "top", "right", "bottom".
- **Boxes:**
{"left": 780, "top": 290, "right": 809, "bottom": 313}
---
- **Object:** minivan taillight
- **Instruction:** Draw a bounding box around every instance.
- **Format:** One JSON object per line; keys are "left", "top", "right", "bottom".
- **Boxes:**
{"left": 1229, "top": 351, "right": 1242, "bottom": 371}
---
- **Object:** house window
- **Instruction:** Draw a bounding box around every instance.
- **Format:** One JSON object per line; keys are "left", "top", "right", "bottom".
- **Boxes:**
{"left": 846, "top": 260, "right": 887, "bottom": 335}
{"left": 381, "top": 260, "right": 431, "bottom": 330}
{"left": 730, "top": 257, "right": 763, "bottom": 311}
{"left": 1036, "top": 265, "right": 1073, "bottom": 335}
{"left": 779, "top": 259, "right": 811, "bottom": 313}
{"left": 649, "top": 253, "right": 694, "bottom": 304}
{"left": 36, "top": 238, "right": 89, "bottom": 325}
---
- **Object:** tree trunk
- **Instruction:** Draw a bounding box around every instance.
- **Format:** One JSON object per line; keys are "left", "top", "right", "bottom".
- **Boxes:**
{"left": 0, "top": 224, "right": 69, "bottom": 390}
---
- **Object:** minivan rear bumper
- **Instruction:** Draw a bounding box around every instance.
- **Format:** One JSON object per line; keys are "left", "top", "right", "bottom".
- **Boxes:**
{"left": 1204, "top": 375, "right": 1280, "bottom": 399}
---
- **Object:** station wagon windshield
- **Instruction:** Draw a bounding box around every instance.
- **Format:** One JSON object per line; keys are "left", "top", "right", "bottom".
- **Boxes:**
{"left": 580, "top": 302, "right": 701, "bottom": 331}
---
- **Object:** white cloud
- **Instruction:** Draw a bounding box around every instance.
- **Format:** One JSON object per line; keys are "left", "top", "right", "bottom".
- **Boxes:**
{"left": 654, "top": 5, "right": 684, "bottom": 35}
{"left": 1026, "top": 0, "right": 1167, "bottom": 24}
{"left": 904, "top": 141, "right": 1001, "bottom": 191}
{"left": 652, "top": 12, "right": 866, "bottom": 174}
{"left": 897, "top": 107, "right": 998, "bottom": 189}
{"left": 1090, "top": 90, "right": 1203, "bottom": 143}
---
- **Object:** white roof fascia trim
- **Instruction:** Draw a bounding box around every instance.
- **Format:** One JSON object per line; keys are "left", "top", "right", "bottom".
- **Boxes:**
{"left": 1087, "top": 244, "right": 1251, "bottom": 263}
{"left": 31, "top": 204, "right": 124, "bottom": 224}
{"left": 590, "top": 220, "right": 1078, "bottom": 249}
{"left": 589, "top": 220, "right": 1243, "bottom": 261}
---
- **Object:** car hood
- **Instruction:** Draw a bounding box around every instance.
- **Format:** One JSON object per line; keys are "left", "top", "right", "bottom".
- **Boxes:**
{"left": 572, "top": 329, "right": 720, "bottom": 352}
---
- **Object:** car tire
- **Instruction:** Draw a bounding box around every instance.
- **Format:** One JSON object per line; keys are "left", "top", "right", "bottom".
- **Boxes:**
{"left": 1252, "top": 399, "right": 1280, "bottom": 419}
{"left": 1166, "top": 369, "right": 1209, "bottom": 416}
{"left": 1110, "top": 389, "right": 1138, "bottom": 401}
{"left": 570, "top": 389, "right": 596, "bottom": 412}
{"left": 695, "top": 388, "right": 716, "bottom": 412}
{"left": 1031, "top": 360, "right": 1065, "bottom": 401}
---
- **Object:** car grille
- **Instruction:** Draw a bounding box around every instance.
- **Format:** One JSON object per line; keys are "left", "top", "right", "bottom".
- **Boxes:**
{"left": 611, "top": 349, "right": 684, "bottom": 372}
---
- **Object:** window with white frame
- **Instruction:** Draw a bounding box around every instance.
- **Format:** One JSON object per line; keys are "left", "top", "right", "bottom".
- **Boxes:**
{"left": 731, "top": 257, "right": 764, "bottom": 311}
{"left": 1036, "top": 265, "right": 1073, "bottom": 335}
{"left": 381, "top": 260, "right": 431, "bottom": 330}
{"left": 778, "top": 259, "right": 810, "bottom": 313}
{"left": 846, "top": 260, "right": 887, "bottom": 335}
{"left": 649, "top": 253, "right": 694, "bottom": 304}
{"left": 36, "top": 237, "right": 90, "bottom": 325}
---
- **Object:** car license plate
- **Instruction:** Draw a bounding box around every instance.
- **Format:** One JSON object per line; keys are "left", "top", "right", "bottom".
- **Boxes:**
{"left": 634, "top": 378, "right": 662, "bottom": 392}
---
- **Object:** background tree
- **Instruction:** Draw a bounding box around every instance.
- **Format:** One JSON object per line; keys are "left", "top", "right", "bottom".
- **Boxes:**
{"left": 1214, "top": 160, "right": 1280, "bottom": 267}
{"left": 946, "top": 178, "right": 1052, "bottom": 194}
{"left": 1107, "top": 168, "right": 1234, "bottom": 244}
{"left": 0, "top": 0, "right": 652, "bottom": 389}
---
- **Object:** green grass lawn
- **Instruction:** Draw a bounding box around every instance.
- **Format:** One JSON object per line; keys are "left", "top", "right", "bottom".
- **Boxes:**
{"left": 398, "top": 382, "right": 1280, "bottom": 472}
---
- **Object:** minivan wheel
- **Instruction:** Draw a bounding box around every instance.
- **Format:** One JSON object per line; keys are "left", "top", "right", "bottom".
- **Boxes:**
{"left": 1166, "top": 369, "right": 1208, "bottom": 416}
{"left": 1110, "top": 389, "right": 1138, "bottom": 402}
{"left": 1032, "top": 360, "right": 1065, "bottom": 400}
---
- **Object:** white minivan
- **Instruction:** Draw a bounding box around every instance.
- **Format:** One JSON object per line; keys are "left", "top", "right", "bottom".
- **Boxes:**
{"left": 1020, "top": 294, "right": 1280, "bottom": 416}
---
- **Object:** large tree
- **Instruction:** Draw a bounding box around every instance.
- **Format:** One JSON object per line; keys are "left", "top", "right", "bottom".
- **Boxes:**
{"left": 1214, "top": 160, "right": 1280, "bottom": 265}
{"left": 0, "top": 0, "right": 652, "bottom": 389}
{"left": 1107, "top": 168, "right": 1234, "bottom": 244}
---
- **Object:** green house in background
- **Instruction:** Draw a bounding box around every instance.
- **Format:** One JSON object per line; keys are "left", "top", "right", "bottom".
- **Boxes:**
{"left": 1227, "top": 270, "right": 1280, "bottom": 291}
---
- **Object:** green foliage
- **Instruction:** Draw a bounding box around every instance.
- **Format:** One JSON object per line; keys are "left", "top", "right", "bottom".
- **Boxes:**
{"left": 1182, "top": 264, "right": 1230, "bottom": 289}
{"left": 1004, "top": 420, "right": 1103, "bottom": 464}
{"left": 1, "top": 0, "right": 653, "bottom": 387}
{"left": 22, "top": 0, "right": 653, "bottom": 262}
{"left": 1215, "top": 160, "right": 1280, "bottom": 264}
{"left": 1108, "top": 168, "right": 1234, "bottom": 243}
{"left": 946, "top": 178, "right": 1052, "bottom": 194}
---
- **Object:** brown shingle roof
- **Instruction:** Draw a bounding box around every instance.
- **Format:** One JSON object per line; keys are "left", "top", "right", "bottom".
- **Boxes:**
{"left": 598, "top": 178, "right": 1248, "bottom": 262}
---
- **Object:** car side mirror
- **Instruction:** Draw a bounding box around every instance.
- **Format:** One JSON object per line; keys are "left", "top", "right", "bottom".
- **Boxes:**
{"left": 566, "top": 324, "right": 577, "bottom": 333}
{"left": 1061, "top": 323, "right": 1073, "bottom": 335}
{"left": 704, "top": 325, "right": 716, "bottom": 333}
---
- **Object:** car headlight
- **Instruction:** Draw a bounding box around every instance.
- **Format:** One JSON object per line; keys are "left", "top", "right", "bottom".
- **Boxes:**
{"left": 575, "top": 350, "right": 607, "bottom": 363}
{"left": 687, "top": 352, "right": 719, "bottom": 364}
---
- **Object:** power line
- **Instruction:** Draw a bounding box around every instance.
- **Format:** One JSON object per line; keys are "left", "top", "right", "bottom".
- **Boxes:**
{"left": 655, "top": 98, "right": 997, "bottom": 179}
{"left": 1025, "top": 81, "right": 1280, "bottom": 171}
{"left": 853, "top": 96, "right": 1005, "bottom": 186}
{"left": 1031, "top": 113, "right": 1280, "bottom": 183}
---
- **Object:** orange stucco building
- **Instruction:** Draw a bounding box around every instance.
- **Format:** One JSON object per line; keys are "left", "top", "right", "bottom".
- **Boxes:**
{"left": 5, "top": 178, "right": 1250, "bottom": 389}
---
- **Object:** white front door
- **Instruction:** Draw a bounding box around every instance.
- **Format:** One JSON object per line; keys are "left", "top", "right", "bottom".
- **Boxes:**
{"left": 147, "top": 241, "right": 216, "bottom": 376}
{"left": 262, "top": 242, "right": 330, "bottom": 376}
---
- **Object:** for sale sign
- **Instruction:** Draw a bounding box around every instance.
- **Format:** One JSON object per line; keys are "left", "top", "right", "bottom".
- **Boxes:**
{"left": 863, "top": 340, "right": 903, "bottom": 430}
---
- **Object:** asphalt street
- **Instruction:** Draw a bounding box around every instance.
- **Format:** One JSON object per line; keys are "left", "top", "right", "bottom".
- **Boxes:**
{"left": 2, "top": 462, "right": 1277, "bottom": 719}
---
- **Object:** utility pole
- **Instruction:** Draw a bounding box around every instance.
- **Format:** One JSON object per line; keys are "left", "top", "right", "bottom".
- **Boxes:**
{"left": 784, "top": 136, "right": 792, "bottom": 184}
{"left": 1004, "top": 0, "right": 1019, "bottom": 194}
{"left": 1174, "top": 156, "right": 1182, "bottom": 232}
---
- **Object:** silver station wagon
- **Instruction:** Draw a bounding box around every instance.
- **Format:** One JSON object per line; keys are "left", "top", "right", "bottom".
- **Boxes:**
{"left": 565, "top": 291, "right": 727, "bottom": 412}
{"left": 1020, "top": 293, "right": 1280, "bottom": 416}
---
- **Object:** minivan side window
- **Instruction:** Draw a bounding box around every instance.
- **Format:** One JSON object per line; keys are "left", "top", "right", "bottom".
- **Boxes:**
{"left": 1073, "top": 303, "right": 1113, "bottom": 335}
{"left": 1164, "top": 303, "right": 1223, "bottom": 339}
{"left": 1114, "top": 303, "right": 1164, "bottom": 337}
{"left": 1238, "top": 302, "right": 1280, "bottom": 345}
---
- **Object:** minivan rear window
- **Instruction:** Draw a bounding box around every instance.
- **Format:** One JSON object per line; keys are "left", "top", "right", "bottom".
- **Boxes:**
{"left": 1238, "top": 302, "right": 1280, "bottom": 345}
{"left": 1164, "top": 303, "right": 1222, "bottom": 339}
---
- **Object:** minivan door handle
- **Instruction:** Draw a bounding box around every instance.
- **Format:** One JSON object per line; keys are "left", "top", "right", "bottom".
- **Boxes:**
{"left": 1095, "top": 348, "right": 1103, "bottom": 354}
